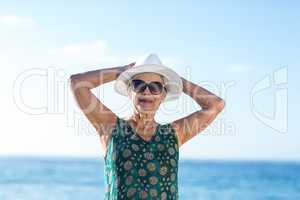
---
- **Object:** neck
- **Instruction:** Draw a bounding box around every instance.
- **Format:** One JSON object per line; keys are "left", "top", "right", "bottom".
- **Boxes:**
{"left": 128, "top": 110, "right": 157, "bottom": 136}
{"left": 131, "top": 111, "right": 155, "bottom": 124}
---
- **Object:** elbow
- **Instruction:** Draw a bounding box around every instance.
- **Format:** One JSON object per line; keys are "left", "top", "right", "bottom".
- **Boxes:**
{"left": 69, "top": 74, "right": 82, "bottom": 90}
{"left": 211, "top": 98, "right": 225, "bottom": 113}
{"left": 70, "top": 73, "right": 81, "bottom": 81}
{"left": 69, "top": 73, "right": 93, "bottom": 90}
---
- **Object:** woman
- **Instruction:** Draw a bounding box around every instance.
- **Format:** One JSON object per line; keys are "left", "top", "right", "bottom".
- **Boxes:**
{"left": 70, "top": 54, "right": 225, "bottom": 199}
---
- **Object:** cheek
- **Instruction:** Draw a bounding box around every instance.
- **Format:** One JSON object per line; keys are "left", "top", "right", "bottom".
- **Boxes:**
{"left": 154, "top": 97, "right": 162, "bottom": 105}
{"left": 131, "top": 95, "right": 140, "bottom": 105}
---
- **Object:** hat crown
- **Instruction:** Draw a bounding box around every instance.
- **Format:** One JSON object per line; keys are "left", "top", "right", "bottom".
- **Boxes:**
{"left": 135, "top": 53, "right": 163, "bottom": 66}
{"left": 114, "top": 53, "right": 183, "bottom": 102}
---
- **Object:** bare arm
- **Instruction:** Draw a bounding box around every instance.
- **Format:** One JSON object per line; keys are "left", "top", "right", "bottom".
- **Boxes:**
{"left": 69, "top": 62, "right": 135, "bottom": 151}
{"left": 171, "top": 76, "right": 225, "bottom": 147}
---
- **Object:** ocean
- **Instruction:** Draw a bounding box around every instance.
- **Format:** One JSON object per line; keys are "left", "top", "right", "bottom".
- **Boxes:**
{"left": 0, "top": 157, "right": 299, "bottom": 200}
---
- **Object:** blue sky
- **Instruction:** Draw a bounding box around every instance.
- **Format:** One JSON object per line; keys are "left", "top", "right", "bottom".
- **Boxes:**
{"left": 2, "top": 0, "right": 299, "bottom": 160}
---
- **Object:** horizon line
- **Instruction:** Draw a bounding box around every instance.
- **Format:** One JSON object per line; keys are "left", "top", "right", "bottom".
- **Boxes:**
{"left": 1, "top": 154, "right": 299, "bottom": 163}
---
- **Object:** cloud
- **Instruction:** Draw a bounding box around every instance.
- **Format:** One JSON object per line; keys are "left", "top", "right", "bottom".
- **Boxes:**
{"left": 47, "top": 40, "right": 119, "bottom": 66}
{"left": 0, "top": 15, "right": 36, "bottom": 27}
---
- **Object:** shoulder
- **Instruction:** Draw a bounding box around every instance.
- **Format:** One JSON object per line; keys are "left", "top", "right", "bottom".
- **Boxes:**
{"left": 102, "top": 116, "right": 124, "bottom": 144}
{"left": 159, "top": 122, "right": 174, "bottom": 133}
{"left": 111, "top": 116, "right": 133, "bottom": 137}
{"left": 102, "top": 116, "right": 125, "bottom": 159}
{"left": 168, "top": 122, "right": 182, "bottom": 148}
{"left": 159, "top": 122, "right": 180, "bottom": 146}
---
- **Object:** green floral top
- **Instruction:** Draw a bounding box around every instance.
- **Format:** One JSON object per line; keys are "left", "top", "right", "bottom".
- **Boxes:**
{"left": 104, "top": 116, "right": 179, "bottom": 200}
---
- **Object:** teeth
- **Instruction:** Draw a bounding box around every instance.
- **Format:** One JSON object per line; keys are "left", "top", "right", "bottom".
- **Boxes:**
{"left": 140, "top": 99, "right": 152, "bottom": 102}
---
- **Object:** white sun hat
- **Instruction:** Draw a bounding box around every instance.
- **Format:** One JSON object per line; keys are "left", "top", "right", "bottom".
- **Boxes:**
{"left": 114, "top": 53, "right": 183, "bottom": 102}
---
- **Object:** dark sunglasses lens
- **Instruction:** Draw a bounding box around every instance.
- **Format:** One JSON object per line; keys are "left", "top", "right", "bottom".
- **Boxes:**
{"left": 149, "top": 82, "right": 163, "bottom": 94}
{"left": 131, "top": 80, "right": 146, "bottom": 92}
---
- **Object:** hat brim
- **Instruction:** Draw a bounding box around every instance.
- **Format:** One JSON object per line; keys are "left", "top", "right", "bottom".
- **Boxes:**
{"left": 114, "top": 64, "right": 183, "bottom": 102}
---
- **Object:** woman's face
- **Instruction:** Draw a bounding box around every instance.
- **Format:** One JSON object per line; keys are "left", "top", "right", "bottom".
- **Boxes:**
{"left": 128, "top": 72, "right": 167, "bottom": 113}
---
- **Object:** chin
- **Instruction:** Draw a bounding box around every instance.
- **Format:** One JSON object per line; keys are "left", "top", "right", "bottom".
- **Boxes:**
{"left": 137, "top": 105, "right": 156, "bottom": 112}
{"left": 138, "top": 106, "right": 154, "bottom": 112}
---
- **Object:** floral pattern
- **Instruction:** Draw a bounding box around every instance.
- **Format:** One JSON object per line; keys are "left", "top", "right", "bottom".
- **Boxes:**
{"left": 104, "top": 116, "right": 179, "bottom": 199}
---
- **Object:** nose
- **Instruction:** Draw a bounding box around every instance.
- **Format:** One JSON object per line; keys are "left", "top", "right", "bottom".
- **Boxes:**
{"left": 141, "top": 85, "right": 152, "bottom": 95}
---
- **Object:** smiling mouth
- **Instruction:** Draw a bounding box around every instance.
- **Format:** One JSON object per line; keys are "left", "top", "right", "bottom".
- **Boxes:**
{"left": 138, "top": 98, "right": 154, "bottom": 104}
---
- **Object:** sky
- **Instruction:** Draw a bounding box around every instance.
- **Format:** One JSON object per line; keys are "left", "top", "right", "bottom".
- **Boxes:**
{"left": 1, "top": 0, "right": 300, "bottom": 160}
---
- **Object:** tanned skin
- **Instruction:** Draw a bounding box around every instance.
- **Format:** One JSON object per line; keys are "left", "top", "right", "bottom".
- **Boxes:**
{"left": 70, "top": 62, "right": 225, "bottom": 155}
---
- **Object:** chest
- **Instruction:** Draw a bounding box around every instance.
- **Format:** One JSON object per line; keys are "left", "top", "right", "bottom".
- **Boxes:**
{"left": 112, "top": 133, "right": 178, "bottom": 174}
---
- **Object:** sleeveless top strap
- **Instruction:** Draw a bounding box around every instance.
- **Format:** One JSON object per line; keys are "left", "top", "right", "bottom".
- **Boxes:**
{"left": 104, "top": 116, "right": 120, "bottom": 160}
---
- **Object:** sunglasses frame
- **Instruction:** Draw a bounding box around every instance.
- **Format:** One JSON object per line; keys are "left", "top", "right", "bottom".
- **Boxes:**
{"left": 128, "top": 79, "right": 167, "bottom": 95}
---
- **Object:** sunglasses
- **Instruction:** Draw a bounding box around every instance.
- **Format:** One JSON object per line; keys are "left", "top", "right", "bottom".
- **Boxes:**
{"left": 129, "top": 79, "right": 166, "bottom": 95}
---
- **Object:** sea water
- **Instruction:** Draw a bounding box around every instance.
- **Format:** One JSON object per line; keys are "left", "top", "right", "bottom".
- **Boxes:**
{"left": 0, "top": 157, "right": 299, "bottom": 200}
